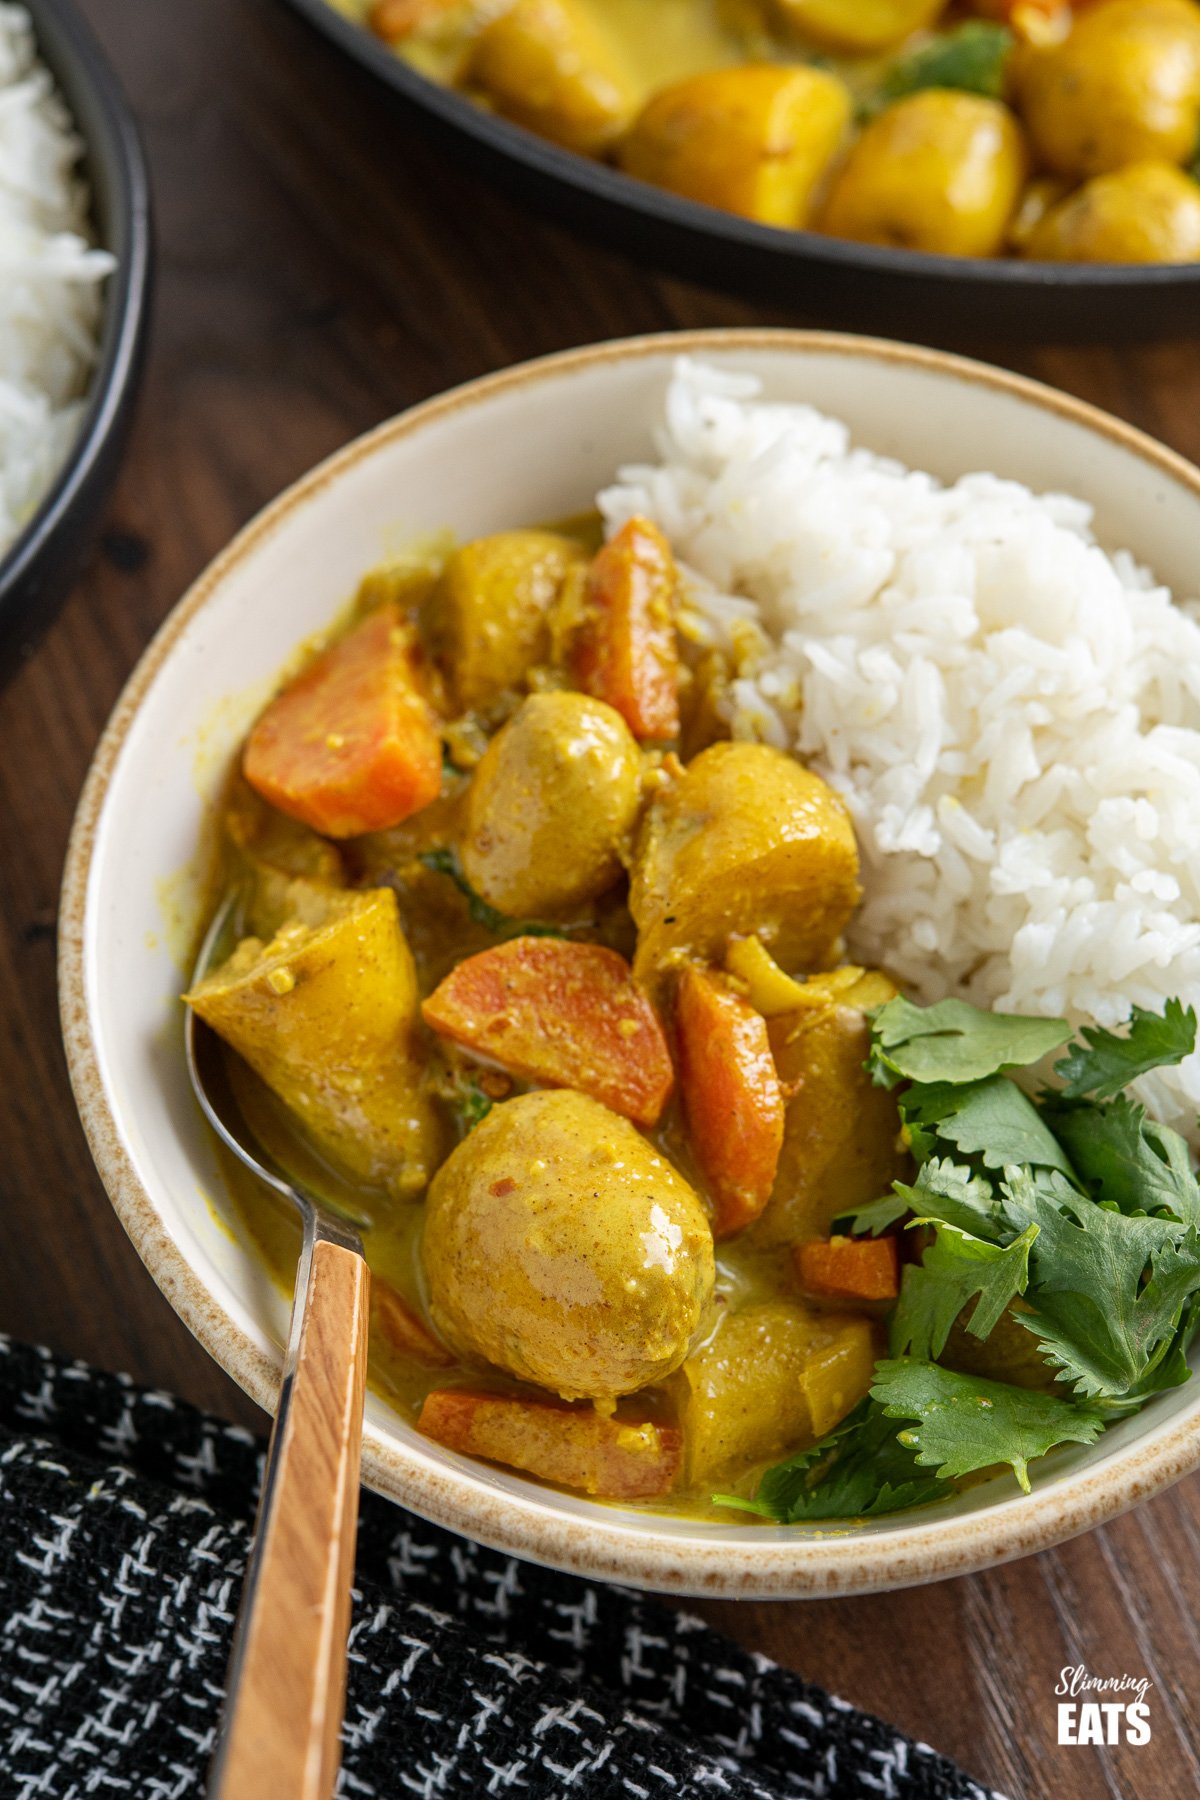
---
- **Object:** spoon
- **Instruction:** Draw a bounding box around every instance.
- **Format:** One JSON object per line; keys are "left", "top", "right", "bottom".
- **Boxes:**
{"left": 185, "top": 896, "right": 370, "bottom": 1800}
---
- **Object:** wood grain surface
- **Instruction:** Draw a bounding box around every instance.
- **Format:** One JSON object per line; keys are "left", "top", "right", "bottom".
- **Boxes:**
{"left": 2, "top": 2, "right": 1198, "bottom": 1794}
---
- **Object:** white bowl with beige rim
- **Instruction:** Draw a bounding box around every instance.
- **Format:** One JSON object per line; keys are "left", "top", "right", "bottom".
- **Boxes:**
{"left": 59, "top": 330, "right": 1200, "bottom": 1599}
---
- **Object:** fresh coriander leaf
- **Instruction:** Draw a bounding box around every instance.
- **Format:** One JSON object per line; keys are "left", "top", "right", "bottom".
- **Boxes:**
{"left": 1095, "top": 1293, "right": 1200, "bottom": 1416}
{"left": 869, "top": 996, "right": 1070, "bottom": 1088}
{"left": 894, "top": 1157, "right": 1004, "bottom": 1241}
{"left": 1054, "top": 998, "right": 1197, "bottom": 1102}
{"left": 890, "top": 1223, "right": 1038, "bottom": 1361}
{"left": 872, "top": 1358, "right": 1105, "bottom": 1494}
{"left": 838, "top": 1190, "right": 914, "bottom": 1237}
{"left": 715, "top": 1401, "right": 950, "bottom": 1522}
{"left": 877, "top": 22, "right": 1014, "bottom": 109}
{"left": 1043, "top": 1094, "right": 1200, "bottom": 1227}
{"left": 1001, "top": 1167, "right": 1200, "bottom": 1399}
{"left": 418, "top": 848, "right": 565, "bottom": 939}
{"left": 902, "top": 1075, "right": 1076, "bottom": 1177}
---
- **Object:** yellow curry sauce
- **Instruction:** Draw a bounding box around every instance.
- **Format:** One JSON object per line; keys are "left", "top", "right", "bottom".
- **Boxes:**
{"left": 189, "top": 517, "right": 921, "bottom": 1517}
{"left": 326, "top": 0, "right": 1200, "bottom": 264}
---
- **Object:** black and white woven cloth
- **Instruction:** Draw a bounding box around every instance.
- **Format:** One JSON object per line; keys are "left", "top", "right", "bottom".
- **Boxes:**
{"left": 0, "top": 1336, "right": 1003, "bottom": 1800}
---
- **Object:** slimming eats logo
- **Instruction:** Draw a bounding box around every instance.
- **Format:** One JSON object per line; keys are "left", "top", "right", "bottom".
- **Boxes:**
{"left": 1056, "top": 1667, "right": 1152, "bottom": 1746}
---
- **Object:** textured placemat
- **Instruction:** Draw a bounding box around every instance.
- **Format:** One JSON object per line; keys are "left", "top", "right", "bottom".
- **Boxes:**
{"left": 0, "top": 1335, "right": 1004, "bottom": 1799}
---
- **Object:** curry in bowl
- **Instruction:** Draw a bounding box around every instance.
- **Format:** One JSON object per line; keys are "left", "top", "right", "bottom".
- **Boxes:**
{"left": 328, "top": 0, "right": 1200, "bottom": 263}
{"left": 185, "top": 492, "right": 1200, "bottom": 1523}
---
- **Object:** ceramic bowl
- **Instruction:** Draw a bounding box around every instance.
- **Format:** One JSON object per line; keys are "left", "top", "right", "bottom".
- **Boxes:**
{"left": 59, "top": 331, "right": 1200, "bottom": 1598}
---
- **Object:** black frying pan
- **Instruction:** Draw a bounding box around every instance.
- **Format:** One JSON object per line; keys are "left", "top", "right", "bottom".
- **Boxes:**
{"left": 279, "top": 0, "right": 1200, "bottom": 342}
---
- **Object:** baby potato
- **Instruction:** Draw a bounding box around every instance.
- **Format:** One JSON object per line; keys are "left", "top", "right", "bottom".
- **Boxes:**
{"left": 467, "top": 0, "right": 636, "bottom": 155}
{"left": 774, "top": 0, "right": 944, "bottom": 53}
{"left": 422, "top": 1089, "right": 715, "bottom": 1401}
{"left": 460, "top": 690, "right": 644, "bottom": 919}
{"left": 821, "top": 90, "right": 1028, "bottom": 257}
{"left": 630, "top": 741, "right": 861, "bottom": 992}
{"left": 1025, "top": 159, "right": 1200, "bottom": 261}
{"left": 1007, "top": 173, "right": 1071, "bottom": 252}
{"left": 620, "top": 65, "right": 851, "bottom": 230}
{"left": 1015, "top": 0, "right": 1200, "bottom": 180}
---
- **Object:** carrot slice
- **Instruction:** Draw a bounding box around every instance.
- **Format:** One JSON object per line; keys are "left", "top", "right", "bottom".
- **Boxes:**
{"left": 795, "top": 1235, "right": 900, "bottom": 1303}
{"left": 244, "top": 604, "right": 442, "bottom": 838}
{"left": 418, "top": 1388, "right": 682, "bottom": 1499}
{"left": 421, "top": 937, "right": 674, "bottom": 1126}
{"left": 572, "top": 517, "right": 680, "bottom": 741}
{"left": 676, "top": 963, "right": 784, "bottom": 1239}
{"left": 374, "top": 1280, "right": 453, "bottom": 1367}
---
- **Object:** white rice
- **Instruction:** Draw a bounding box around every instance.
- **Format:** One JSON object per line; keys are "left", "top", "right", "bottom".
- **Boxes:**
{"left": 0, "top": 3, "right": 115, "bottom": 561}
{"left": 601, "top": 358, "right": 1200, "bottom": 1134}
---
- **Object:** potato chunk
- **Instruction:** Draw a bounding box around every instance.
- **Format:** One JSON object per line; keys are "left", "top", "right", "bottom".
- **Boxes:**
{"left": 1015, "top": 0, "right": 1200, "bottom": 181}
{"left": 461, "top": 691, "right": 644, "bottom": 920}
{"left": 1024, "top": 160, "right": 1200, "bottom": 262}
{"left": 422, "top": 1089, "right": 714, "bottom": 1401}
{"left": 185, "top": 889, "right": 439, "bottom": 1198}
{"left": 431, "top": 529, "right": 586, "bottom": 713}
{"left": 467, "top": 0, "right": 636, "bottom": 155}
{"left": 677, "top": 1302, "right": 877, "bottom": 1484}
{"left": 821, "top": 91, "right": 1028, "bottom": 258}
{"left": 630, "top": 742, "right": 860, "bottom": 992}
{"left": 225, "top": 780, "right": 351, "bottom": 941}
{"left": 775, "top": 0, "right": 944, "bottom": 51}
{"left": 621, "top": 65, "right": 850, "bottom": 229}
{"left": 418, "top": 1389, "right": 682, "bottom": 1499}
{"left": 748, "top": 969, "right": 907, "bottom": 1249}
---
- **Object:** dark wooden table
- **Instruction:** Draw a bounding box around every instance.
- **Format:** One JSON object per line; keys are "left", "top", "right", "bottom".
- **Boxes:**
{"left": 3, "top": 2, "right": 1199, "bottom": 1793}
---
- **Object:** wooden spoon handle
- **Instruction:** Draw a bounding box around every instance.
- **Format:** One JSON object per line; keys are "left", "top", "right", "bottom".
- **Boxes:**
{"left": 210, "top": 1217, "right": 370, "bottom": 1800}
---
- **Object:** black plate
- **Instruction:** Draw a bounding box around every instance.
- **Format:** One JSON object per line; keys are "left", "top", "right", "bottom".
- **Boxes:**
{"left": 0, "top": 0, "right": 152, "bottom": 679}
{"left": 279, "top": 0, "right": 1200, "bottom": 342}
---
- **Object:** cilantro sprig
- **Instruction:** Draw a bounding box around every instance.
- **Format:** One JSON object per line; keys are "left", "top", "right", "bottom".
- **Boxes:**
{"left": 1053, "top": 999, "right": 1197, "bottom": 1101}
{"left": 872, "top": 21, "right": 1014, "bottom": 114}
{"left": 718, "top": 994, "right": 1200, "bottom": 1524}
{"left": 715, "top": 1400, "right": 950, "bottom": 1523}
{"left": 872, "top": 1360, "right": 1104, "bottom": 1496}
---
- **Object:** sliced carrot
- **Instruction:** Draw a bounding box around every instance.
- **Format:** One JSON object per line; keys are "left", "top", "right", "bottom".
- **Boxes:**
{"left": 795, "top": 1235, "right": 901, "bottom": 1304}
{"left": 374, "top": 1280, "right": 453, "bottom": 1368}
{"left": 244, "top": 604, "right": 442, "bottom": 839}
{"left": 676, "top": 963, "right": 784, "bottom": 1239}
{"left": 572, "top": 517, "right": 680, "bottom": 741}
{"left": 421, "top": 937, "right": 674, "bottom": 1126}
{"left": 418, "top": 1388, "right": 682, "bottom": 1499}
